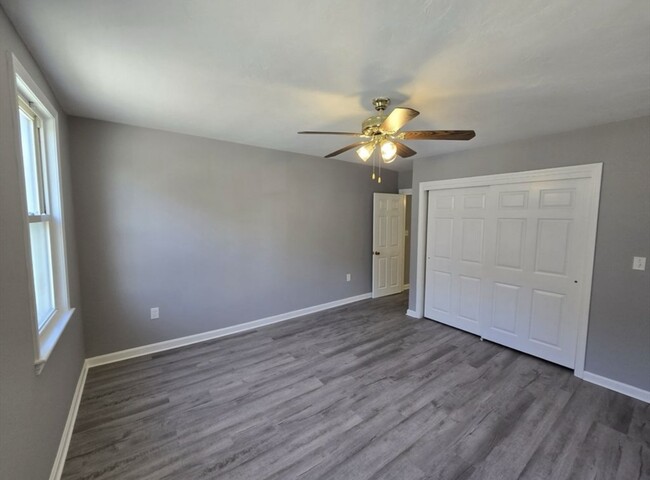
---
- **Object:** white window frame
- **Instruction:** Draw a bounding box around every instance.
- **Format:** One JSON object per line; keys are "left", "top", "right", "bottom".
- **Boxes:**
{"left": 10, "top": 53, "right": 75, "bottom": 374}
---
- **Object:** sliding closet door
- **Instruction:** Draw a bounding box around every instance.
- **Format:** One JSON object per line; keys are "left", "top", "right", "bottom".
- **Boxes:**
{"left": 481, "top": 178, "right": 590, "bottom": 368}
{"left": 424, "top": 187, "right": 489, "bottom": 335}
{"left": 424, "top": 178, "right": 591, "bottom": 368}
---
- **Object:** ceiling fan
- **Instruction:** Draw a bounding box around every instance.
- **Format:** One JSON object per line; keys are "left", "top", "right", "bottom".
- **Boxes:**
{"left": 298, "top": 97, "right": 475, "bottom": 182}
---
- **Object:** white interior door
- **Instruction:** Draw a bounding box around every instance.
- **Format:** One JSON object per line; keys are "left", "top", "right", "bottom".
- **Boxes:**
{"left": 424, "top": 178, "right": 591, "bottom": 368}
{"left": 373, "top": 193, "right": 405, "bottom": 298}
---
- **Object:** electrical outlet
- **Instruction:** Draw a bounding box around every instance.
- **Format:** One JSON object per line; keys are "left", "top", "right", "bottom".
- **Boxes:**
{"left": 150, "top": 307, "right": 159, "bottom": 319}
{"left": 632, "top": 257, "right": 646, "bottom": 271}
{"left": 346, "top": 273, "right": 351, "bottom": 282}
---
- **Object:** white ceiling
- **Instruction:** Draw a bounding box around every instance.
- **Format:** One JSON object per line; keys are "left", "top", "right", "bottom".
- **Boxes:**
{"left": 3, "top": 0, "right": 649, "bottom": 172}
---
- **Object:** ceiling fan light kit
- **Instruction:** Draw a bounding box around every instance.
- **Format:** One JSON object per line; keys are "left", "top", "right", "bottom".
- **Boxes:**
{"left": 380, "top": 139, "right": 397, "bottom": 163}
{"left": 356, "top": 143, "right": 375, "bottom": 161}
{"left": 298, "top": 97, "right": 476, "bottom": 182}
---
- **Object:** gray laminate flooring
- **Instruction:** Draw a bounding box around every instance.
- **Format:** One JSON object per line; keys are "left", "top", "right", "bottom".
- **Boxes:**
{"left": 63, "top": 293, "right": 649, "bottom": 480}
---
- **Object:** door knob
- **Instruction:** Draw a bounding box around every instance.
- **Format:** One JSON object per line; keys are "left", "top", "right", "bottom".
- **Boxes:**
{"left": 373, "top": 251, "right": 380, "bottom": 255}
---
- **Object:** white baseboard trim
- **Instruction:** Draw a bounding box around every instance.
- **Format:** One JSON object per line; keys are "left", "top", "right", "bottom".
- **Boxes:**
{"left": 50, "top": 292, "right": 372, "bottom": 477}
{"left": 406, "top": 309, "right": 421, "bottom": 319}
{"left": 582, "top": 371, "right": 650, "bottom": 403}
{"left": 47, "top": 297, "right": 648, "bottom": 479}
{"left": 86, "top": 293, "right": 372, "bottom": 368}
{"left": 49, "top": 360, "right": 89, "bottom": 480}
{"left": 403, "top": 284, "right": 410, "bottom": 290}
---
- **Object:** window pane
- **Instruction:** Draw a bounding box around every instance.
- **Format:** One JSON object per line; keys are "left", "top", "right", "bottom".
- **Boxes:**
{"left": 19, "top": 109, "right": 42, "bottom": 214}
{"left": 29, "top": 221, "right": 55, "bottom": 328}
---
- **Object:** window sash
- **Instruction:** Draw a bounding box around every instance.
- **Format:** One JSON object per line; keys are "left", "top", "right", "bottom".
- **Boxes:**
{"left": 18, "top": 96, "right": 48, "bottom": 216}
{"left": 17, "top": 95, "right": 57, "bottom": 332}
{"left": 28, "top": 214, "right": 51, "bottom": 223}
{"left": 28, "top": 219, "right": 56, "bottom": 329}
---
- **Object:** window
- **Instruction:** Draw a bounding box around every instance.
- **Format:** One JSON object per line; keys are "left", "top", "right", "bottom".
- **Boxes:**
{"left": 18, "top": 97, "right": 56, "bottom": 329}
{"left": 13, "top": 55, "right": 74, "bottom": 373}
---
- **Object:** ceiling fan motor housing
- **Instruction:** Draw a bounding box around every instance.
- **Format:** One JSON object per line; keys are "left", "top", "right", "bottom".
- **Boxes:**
{"left": 362, "top": 114, "right": 387, "bottom": 136}
{"left": 362, "top": 97, "right": 392, "bottom": 135}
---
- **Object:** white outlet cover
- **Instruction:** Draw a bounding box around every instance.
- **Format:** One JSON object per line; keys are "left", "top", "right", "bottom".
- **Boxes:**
{"left": 346, "top": 274, "right": 351, "bottom": 282}
{"left": 632, "top": 257, "right": 646, "bottom": 271}
{"left": 150, "top": 307, "right": 160, "bottom": 319}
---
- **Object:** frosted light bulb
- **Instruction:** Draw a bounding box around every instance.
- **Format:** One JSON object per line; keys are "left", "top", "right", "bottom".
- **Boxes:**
{"left": 356, "top": 143, "right": 375, "bottom": 162}
{"left": 381, "top": 140, "right": 397, "bottom": 163}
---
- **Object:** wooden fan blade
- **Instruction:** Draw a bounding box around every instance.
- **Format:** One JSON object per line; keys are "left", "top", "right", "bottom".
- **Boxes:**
{"left": 400, "top": 130, "right": 476, "bottom": 140}
{"left": 394, "top": 141, "right": 417, "bottom": 158}
{"left": 380, "top": 107, "right": 419, "bottom": 133}
{"left": 298, "top": 131, "right": 363, "bottom": 136}
{"left": 324, "top": 141, "right": 367, "bottom": 158}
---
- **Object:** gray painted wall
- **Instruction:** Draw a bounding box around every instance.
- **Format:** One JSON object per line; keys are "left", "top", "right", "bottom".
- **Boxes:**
{"left": 398, "top": 170, "right": 413, "bottom": 189}
{"left": 69, "top": 118, "right": 398, "bottom": 357}
{"left": 408, "top": 116, "right": 650, "bottom": 390}
{"left": 0, "top": 8, "right": 85, "bottom": 480}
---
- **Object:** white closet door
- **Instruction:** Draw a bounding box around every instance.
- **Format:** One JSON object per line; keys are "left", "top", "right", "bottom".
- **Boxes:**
{"left": 481, "top": 178, "right": 589, "bottom": 368}
{"left": 424, "top": 178, "right": 590, "bottom": 368}
{"left": 425, "top": 187, "right": 488, "bottom": 334}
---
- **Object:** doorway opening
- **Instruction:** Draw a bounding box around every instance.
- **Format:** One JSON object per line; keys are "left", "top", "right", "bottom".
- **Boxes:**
{"left": 400, "top": 188, "right": 413, "bottom": 289}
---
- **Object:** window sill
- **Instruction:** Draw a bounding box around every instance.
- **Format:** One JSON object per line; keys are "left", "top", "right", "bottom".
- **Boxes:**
{"left": 34, "top": 307, "right": 75, "bottom": 375}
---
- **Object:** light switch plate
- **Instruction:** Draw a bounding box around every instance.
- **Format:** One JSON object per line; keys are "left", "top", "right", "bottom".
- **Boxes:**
{"left": 632, "top": 257, "right": 646, "bottom": 271}
{"left": 150, "top": 307, "right": 160, "bottom": 319}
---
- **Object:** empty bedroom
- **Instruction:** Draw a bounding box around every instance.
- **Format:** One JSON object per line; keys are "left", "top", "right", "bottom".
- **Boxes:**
{"left": 0, "top": 1, "right": 649, "bottom": 479}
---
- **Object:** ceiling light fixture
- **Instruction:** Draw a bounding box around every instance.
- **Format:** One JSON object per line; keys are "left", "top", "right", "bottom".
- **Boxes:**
{"left": 298, "top": 97, "right": 476, "bottom": 184}
{"left": 356, "top": 143, "right": 375, "bottom": 162}
{"left": 380, "top": 140, "right": 397, "bottom": 163}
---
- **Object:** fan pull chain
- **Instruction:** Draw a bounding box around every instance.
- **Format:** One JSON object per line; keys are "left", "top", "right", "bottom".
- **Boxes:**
{"left": 378, "top": 159, "right": 382, "bottom": 184}
{"left": 371, "top": 149, "right": 376, "bottom": 180}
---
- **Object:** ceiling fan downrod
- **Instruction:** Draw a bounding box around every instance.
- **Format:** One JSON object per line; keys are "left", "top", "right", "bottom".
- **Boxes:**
{"left": 372, "top": 97, "right": 390, "bottom": 112}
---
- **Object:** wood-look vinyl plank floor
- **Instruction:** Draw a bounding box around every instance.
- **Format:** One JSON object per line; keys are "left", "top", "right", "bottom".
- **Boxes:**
{"left": 63, "top": 293, "right": 650, "bottom": 480}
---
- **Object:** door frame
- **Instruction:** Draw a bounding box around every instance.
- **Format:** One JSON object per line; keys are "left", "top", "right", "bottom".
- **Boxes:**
{"left": 413, "top": 163, "right": 603, "bottom": 378}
